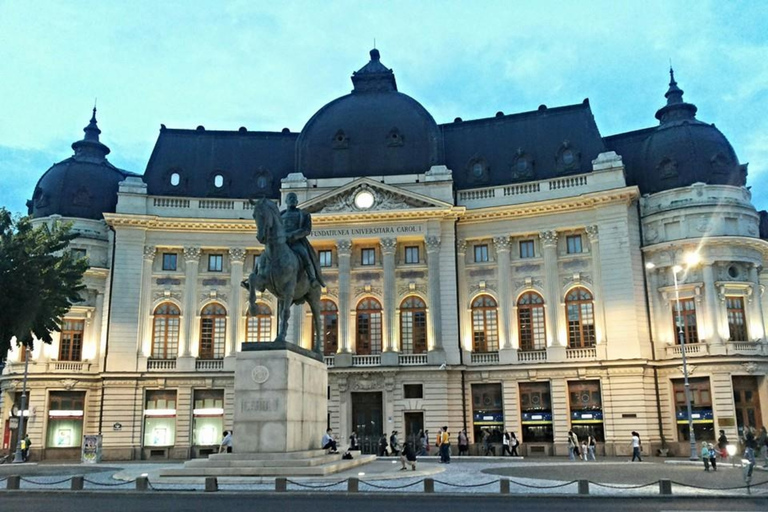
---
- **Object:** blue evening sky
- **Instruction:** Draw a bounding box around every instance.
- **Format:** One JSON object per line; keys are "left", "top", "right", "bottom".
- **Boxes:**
{"left": 1, "top": 1, "right": 766, "bottom": 215}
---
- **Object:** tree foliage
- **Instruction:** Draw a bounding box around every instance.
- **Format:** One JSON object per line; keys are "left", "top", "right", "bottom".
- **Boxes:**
{"left": 0, "top": 208, "right": 88, "bottom": 358}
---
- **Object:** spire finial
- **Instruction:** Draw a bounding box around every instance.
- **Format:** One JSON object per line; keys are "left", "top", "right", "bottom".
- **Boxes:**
{"left": 655, "top": 66, "right": 697, "bottom": 122}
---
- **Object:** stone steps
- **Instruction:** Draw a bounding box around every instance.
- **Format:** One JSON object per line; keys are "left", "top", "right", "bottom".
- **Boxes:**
{"left": 185, "top": 454, "right": 340, "bottom": 468}
{"left": 160, "top": 453, "right": 376, "bottom": 477}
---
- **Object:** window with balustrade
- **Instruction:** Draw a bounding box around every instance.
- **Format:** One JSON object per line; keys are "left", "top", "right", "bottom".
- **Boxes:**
{"left": 152, "top": 303, "right": 180, "bottom": 359}
{"left": 200, "top": 303, "right": 227, "bottom": 359}
{"left": 59, "top": 319, "right": 84, "bottom": 361}
{"left": 472, "top": 295, "right": 499, "bottom": 352}
{"left": 726, "top": 296, "right": 748, "bottom": 341}
{"left": 565, "top": 287, "right": 595, "bottom": 348}
{"left": 400, "top": 296, "right": 427, "bottom": 354}
{"left": 246, "top": 303, "right": 272, "bottom": 343}
{"left": 311, "top": 299, "right": 339, "bottom": 356}
{"left": 518, "top": 292, "right": 546, "bottom": 351}
{"left": 671, "top": 298, "right": 699, "bottom": 345}
{"left": 356, "top": 298, "right": 382, "bottom": 355}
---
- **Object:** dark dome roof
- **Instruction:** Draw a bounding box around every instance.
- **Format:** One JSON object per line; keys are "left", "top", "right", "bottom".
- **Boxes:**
{"left": 28, "top": 109, "right": 136, "bottom": 220}
{"left": 297, "top": 49, "right": 442, "bottom": 178}
{"left": 639, "top": 70, "right": 746, "bottom": 194}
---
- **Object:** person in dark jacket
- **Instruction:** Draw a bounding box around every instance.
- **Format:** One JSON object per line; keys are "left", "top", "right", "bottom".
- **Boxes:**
{"left": 400, "top": 441, "right": 417, "bottom": 471}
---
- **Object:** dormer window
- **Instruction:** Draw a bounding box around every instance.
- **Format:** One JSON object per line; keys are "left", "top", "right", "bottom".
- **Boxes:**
{"left": 658, "top": 157, "right": 679, "bottom": 179}
{"left": 214, "top": 174, "right": 224, "bottom": 188}
{"left": 467, "top": 157, "right": 489, "bottom": 183}
{"left": 511, "top": 149, "right": 535, "bottom": 181}
{"left": 255, "top": 169, "right": 272, "bottom": 191}
{"left": 556, "top": 141, "right": 581, "bottom": 174}
{"left": 170, "top": 173, "right": 181, "bottom": 186}
{"left": 711, "top": 153, "right": 731, "bottom": 175}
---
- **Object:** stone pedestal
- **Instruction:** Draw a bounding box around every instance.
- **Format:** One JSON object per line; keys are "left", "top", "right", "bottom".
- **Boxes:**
{"left": 234, "top": 341, "right": 327, "bottom": 453}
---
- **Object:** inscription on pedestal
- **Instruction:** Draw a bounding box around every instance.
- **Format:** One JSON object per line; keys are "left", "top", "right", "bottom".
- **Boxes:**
{"left": 251, "top": 365, "right": 270, "bottom": 384}
{"left": 240, "top": 398, "right": 280, "bottom": 413}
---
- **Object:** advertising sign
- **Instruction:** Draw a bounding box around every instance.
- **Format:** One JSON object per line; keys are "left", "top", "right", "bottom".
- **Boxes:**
{"left": 81, "top": 434, "right": 102, "bottom": 464}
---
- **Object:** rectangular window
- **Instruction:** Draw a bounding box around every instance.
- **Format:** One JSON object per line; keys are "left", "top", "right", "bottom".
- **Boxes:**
{"left": 59, "top": 319, "right": 84, "bottom": 361}
{"left": 519, "top": 240, "right": 535, "bottom": 259}
{"left": 361, "top": 248, "right": 376, "bottom": 266}
{"left": 192, "top": 389, "right": 224, "bottom": 446}
{"left": 208, "top": 254, "right": 223, "bottom": 272}
{"left": 519, "top": 382, "right": 553, "bottom": 443}
{"left": 566, "top": 235, "right": 582, "bottom": 254}
{"left": 726, "top": 296, "right": 748, "bottom": 341}
{"left": 318, "top": 250, "right": 333, "bottom": 268}
{"left": 673, "top": 377, "right": 714, "bottom": 441}
{"left": 144, "top": 390, "right": 177, "bottom": 447}
{"left": 162, "top": 253, "right": 177, "bottom": 271}
{"left": 403, "top": 384, "right": 423, "bottom": 399}
{"left": 672, "top": 299, "right": 699, "bottom": 345}
{"left": 474, "top": 244, "right": 489, "bottom": 263}
{"left": 471, "top": 383, "right": 503, "bottom": 443}
{"left": 46, "top": 391, "right": 85, "bottom": 448}
{"left": 568, "top": 380, "right": 604, "bottom": 442}
{"left": 404, "top": 246, "right": 419, "bottom": 264}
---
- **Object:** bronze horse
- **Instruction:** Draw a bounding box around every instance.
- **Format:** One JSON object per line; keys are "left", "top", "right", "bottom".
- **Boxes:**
{"left": 244, "top": 198, "right": 323, "bottom": 353}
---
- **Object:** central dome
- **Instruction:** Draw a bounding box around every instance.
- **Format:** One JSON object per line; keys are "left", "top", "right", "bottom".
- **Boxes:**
{"left": 297, "top": 49, "right": 442, "bottom": 178}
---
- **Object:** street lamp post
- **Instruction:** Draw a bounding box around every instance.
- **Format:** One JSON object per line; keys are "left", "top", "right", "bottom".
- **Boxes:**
{"left": 672, "top": 262, "right": 698, "bottom": 461}
{"left": 12, "top": 345, "right": 30, "bottom": 463}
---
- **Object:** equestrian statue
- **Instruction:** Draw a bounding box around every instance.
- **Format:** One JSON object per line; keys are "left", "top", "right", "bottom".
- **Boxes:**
{"left": 243, "top": 192, "right": 326, "bottom": 353}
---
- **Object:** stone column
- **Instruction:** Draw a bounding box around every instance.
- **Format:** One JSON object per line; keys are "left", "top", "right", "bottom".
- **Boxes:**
{"left": 586, "top": 226, "right": 607, "bottom": 358}
{"left": 540, "top": 231, "right": 564, "bottom": 360}
{"left": 179, "top": 246, "right": 201, "bottom": 370}
{"left": 702, "top": 263, "right": 724, "bottom": 348}
{"left": 456, "top": 240, "right": 469, "bottom": 356}
{"left": 91, "top": 290, "right": 105, "bottom": 370}
{"left": 748, "top": 264, "right": 765, "bottom": 342}
{"left": 495, "top": 236, "right": 516, "bottom": 363}
{"left": 137, "top": 245, "right": 156, "bottom": 370}
{"left": 335, "top": 240, "right": 353, "bottom": 367}
{"left": 426, "top": 235, "right": 445, "bottom": 364}
{"left": 225, "top": 248, "right": 246, "bottom": 370}
{"left": 380, "top": 237, "right": 399, "bottom": 366}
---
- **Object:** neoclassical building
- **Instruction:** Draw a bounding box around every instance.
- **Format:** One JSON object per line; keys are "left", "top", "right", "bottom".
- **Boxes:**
{"left": 3, "top": 49, "right": 767, "bottom": 461}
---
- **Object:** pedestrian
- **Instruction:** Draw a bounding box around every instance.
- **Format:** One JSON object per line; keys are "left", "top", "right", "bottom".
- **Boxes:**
{"left": 510, "top": 432, "right": 520, "bottom": 457}
{"left": 586, "top": 432, "right": 597, "bottom": 461}
{"left": 567, "top": 430, "right": 579, "bottom": 461}
{"left": 348, "top": 431, "right": 359, "bottom": 451}
{"left": 439, "top": 426, "right": 451, "bottom": 463}
{"left": 631, "top": 431, "right": 642, "bottom": 462}
{"left": 482, "top": 429, "right": 495, "bottom": 456}
{"left": 744, "top": 427, "right": 757, "bottom": 482}
{"left": 322, "top": 428, "right": 338, "bottom": 453}
{"left": 423, "top": 430, "right": 430, "bottom": 456}
{"left": 758, "top": 426, "right": 768, "bottom": 468}
{"left": 708, "top": 443, "right": 717, "bottom": 471}
{"left": 389, "top": 430, "right": 400, "bottom": 456}
{"left": 379, "top": 434, "right": 389, "bottom": 456}
{"left": 400, "top": 441, "right": 417, "bottom": 471}
{"left": 717, "top": 429, "right": 728, "bottom": 459}
{"left": 219, "top": 430, "right": 233, "bottom": 454}
{"left": 502, "top": 430, "right": 513, "bottom": 456}
{"left": 581, "top": 439, "right": 588, "bottom": 461}
{"left": 701, "top": 442, "right": 711, "bottom": 471}
{"left": 20, "top": 434, "right": 31, "bottom": 462}
{"left": 458, "top": 429, "right": 469, "bottom": 456}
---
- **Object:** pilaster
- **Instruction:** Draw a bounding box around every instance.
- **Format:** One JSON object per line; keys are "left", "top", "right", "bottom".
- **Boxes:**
{"left": 748, "top": 264, "right": 765, "bottom": 341}
{"left": 456, "top": 240, "right": 469, "bottom": 352}
{"left": 335, "top": 240, "right": 353, "bottom": 367}
{"left": 380, "top": 237, "right": 398, "bottom": 359}
{"left": 426, "top": 235, "right": 445, "bottom": 363}
{"left": 227, "top": 248, "right": 246, "bottom": 359}
{"left": 179, "top": 246, "right": 201, "bottom": 369}
{"left": 702, "top": 263, "right": 724, "bottom": 346}
{"left": 585, "top": 226, "right": 607, "bottom": 351}
{"left": 137, "top": 246, "right": 156, "bottom": 367}
{"left": 539, "top": 231, "right": 561, "bottom": 348}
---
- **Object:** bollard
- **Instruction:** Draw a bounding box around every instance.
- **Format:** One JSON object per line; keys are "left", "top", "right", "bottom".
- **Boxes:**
{"left": 7, "top": 475, "right": 20, "bottom": 490}
{"left": 499, "top": 479, "right": 510, "bottom": 494}
{"left": 135, "top": 476, "right": 149, "bottom": 491}
{"left": 71, "top": 475, "right": 84, "bottom": 491}
{"left": 659, "top": 479, "right": 672, "bottom": 495}
{"left": 577, "top": 480, "right": 589, "bottom": 495}
{"left": 347, "top": 477, "right": 359, "bottom": 493}
{"left": 205, "top": 477, "right": 218, "bottom": 492}
{"left": 275, "top": 477, "right": 287, "bottom": 492}
{"left": 424, "top": 478, "right": 434, "bottom": 493}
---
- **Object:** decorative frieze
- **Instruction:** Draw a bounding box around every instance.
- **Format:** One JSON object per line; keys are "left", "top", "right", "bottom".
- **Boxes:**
{"left": 156, "top": 278, "right": 181, "bottom": 286}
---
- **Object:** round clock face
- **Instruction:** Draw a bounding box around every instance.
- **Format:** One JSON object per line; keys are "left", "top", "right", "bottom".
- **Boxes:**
{"left": 354, "top": 190, "right": 375, "bottom": 209}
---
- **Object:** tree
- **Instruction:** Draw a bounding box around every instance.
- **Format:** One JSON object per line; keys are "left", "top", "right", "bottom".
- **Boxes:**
{"left": 0, "top": 208, "right": 88, "bottom": 358}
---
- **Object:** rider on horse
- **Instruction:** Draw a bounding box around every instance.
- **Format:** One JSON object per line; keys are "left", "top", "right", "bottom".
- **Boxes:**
{"left": 280, "top": 192, "right": 325, "bottom": 288}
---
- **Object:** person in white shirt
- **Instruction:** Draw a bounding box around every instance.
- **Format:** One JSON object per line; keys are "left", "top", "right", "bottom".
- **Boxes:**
{"left": 219, "top": 430, "right": 233, "bottom": 454}
{"left": 322, "top": 428, "right": 338, "bottom": 453}
{"left": 631, "top": 431, "right": 643, "bottom": 462}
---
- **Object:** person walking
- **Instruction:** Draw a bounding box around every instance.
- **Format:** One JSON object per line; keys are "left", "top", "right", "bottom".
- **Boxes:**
{"left": 701, "top": 442, "right": 711, "bottom": 471}
{"left": 400, "top": 441, "right": 417, "bottom": 471}
{"left": 389, "top": 430, "right": 400, "bottom": 456}
{"left": 630, "top": 431, "right": 643, "bottom": 462}
{"left": 379, "top": 434, "right": 389, "bottom": 456}
{"left": 510, "top": 432, "right": 520, "bottom": 457}
{"left": 458, "top": 429, "right": 469, "bottom": 456}
{"left": 423, "top": 430, "right": 431, "bottom": 456}
{"left": 758, "top": 426, "right": 768, "bottom": 468}
{"left": 502, "top": 430, "right": 513, "bottom": 456}
{"left": 586, "top": 432, "right": 597, "bottom": 461}
{"left": 717, "top": 429, "right": 729, "bottom": 459}
{"left": 482, "top": 429, "right": 495, "bottom": 456}
{"left": 439, "top": 426, "right": 451, "bottom": 464}
{"left": 567, "top": 430, "right": 579, "bottom": 461}
{"left": 20, "top": 434, "right": 31, "bottom": 462}
{"left": 218, "top": 430, "right": 233, "bottom": 454}
{"left": 708, "top": 443, "right": 717, "bottom": 471}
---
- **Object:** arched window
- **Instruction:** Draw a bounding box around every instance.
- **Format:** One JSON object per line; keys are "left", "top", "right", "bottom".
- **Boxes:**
{"left": 518, "top": 292, "right": 546, "bottom": 351}
{"left": 400, "top": 296, "right": 427, "bottom": 354}
{"left": 152, "top": 303, "right": 180, "bottom": 359}
{"left": 356, "top": 298, "right": 382, "bottom": 355}
{"left": 246, "top": 303, "right": 272, "bottom": 343}
{"left": 312, "top": 299, "right": 339, "bottom": 356}
{"left": 200, "top": 303, "right": 227, "bottom": 359}
{"left": 565, "top": 288, "right": 595, "bottom": 348}
{"left": 472, "top": 295, "right": 498, "bottom": 352}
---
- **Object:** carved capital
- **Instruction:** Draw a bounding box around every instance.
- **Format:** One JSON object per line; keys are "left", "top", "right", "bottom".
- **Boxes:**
{"left": 493, "top": 236, "right": 511, "bottom": 251}
{"left": 539, "top": 230, "right": 558, "bottom": 248}
{"left": 183, "top": 246, "right": 201, "bottom": 263}
{"left": 379, "top": 237, "right": 397, "bottom": 255}
{"left": 425, "top": 236, "right": 441, "bottom": 251}
{"left": 228, "top": 247, "right": 247, "bottom": 263}
{"left": 336, "top": 240, "right": 352, "bottom": 256}
{"left": 143, "top": 245, "right": 157, "bottom": 261}
{"left": 456, "top": 239, "right": 468, "bottom": 254}
{"left": 585, "top": 225, "right": 599, "bottom": 241}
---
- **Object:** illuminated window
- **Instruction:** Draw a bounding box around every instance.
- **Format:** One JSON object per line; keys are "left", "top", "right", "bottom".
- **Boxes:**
{"left": 192, "top": 389, "right": 224, "bottom": 447}
{"left": 144, "top": 390, "right": 177, "bottom": 447}
{"left": 312, "top": 299, "right": 339, "bottom": 356}
{"left": 726, "top": 296, "right": 747, "bottom": 341}
{"left": 472, "top": 295, "right": 498, "bottom": 352}
{"left": 356, "top": 298, "right": 382, "bottom": 355}
{"left": 200, "top": 303, "right": 226, "bottom": 359}
{"left": 400, "top": 296, "right": 427, "bottom": 354}
{"left": 518, "top": 292, "right": 546, "bottom": 351}
{"left": 671, "top": 299, "right": 699, "bottom": 345}
{"left": 566, "top": 287, "right": 595, "bottom": 348}
{"left": 152, "top": 303, "right": 180, "bottom": 359}
{"left": 46, "top": 391, "right": 85, "bottom": 448}
{"left": 246, "top": 303, "right": 272, "bottom": 343}
{"left": 59, "top": 319, "right": 84, "bottom": 361}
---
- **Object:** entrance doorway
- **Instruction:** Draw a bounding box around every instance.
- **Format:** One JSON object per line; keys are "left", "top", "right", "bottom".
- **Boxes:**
{"left": 404, "top": 412, "right": 424, "bottom": 450}
{"left": 733, "top": 376, "right": 763, "bottom": 437}
{"left": 351, "top": 392, "right": 383, "bottom": 454}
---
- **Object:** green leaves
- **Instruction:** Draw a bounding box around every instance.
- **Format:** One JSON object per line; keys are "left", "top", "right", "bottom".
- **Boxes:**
{"left": 0, "top": 208, "right": 88, "bottom": 358}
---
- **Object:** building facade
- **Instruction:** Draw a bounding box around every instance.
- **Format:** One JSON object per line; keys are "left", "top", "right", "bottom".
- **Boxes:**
{"left": 3, "top": 50, "right": 767, "bottom": 461}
